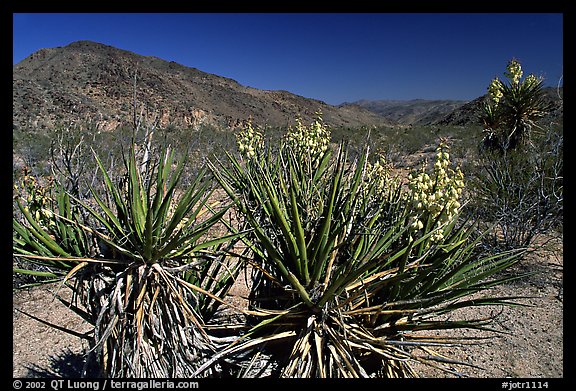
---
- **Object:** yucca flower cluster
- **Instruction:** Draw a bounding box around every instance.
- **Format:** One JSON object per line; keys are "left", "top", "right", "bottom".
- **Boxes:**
{"left": 236, "top": 121, "right": 263, "bottom": 159}
{"left": 366, "top": 154, "right": 392, "bottom": 189}
{"left": 524, "top": 73, "right": 541, "bottom": 88}
{"left": 504, "top": 58, "right": 523, "bottom": 85}
{"left": 364, "top": 153, "right": 401, "bottom": 201}
{"left": 406, "top": 143, "right": 464, "bottom": 242}
{"left": 286, "top": 116, "right": 330, "bottom": 160}
{"left": 488, "top": 60, "right": 543, "bottom": 107}
{"left": 14, "top": 168, "right": 56, "bottom": 227}
{"left": 488, "top": 77, "right": 504, "bottom": 105}
{"left": 488, "top": 60, "right": 540, "bottom": 107}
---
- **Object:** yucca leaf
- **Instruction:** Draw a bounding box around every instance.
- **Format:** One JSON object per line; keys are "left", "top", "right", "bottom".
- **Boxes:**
{"left": 127, "top": 148, "right": 147, "bottom": 242}
{"left": 189, "top": 230, "right": 248, "bottom": 254}
{"left": 13, "top": 219, "right": 51, "bottom": 256}
{"left": 308, "top": 148, "right": 344, "bottom": 285}
{"left": 92, "top": 149, "right": 129, "bottom": 225}
{"left": 82, "top": 183, "right": 126, "bottom": 237}
{"left": 161, "top": 178, "right": 208, "bottom": 245}
{"left": 439, "top": 248, "right": 523, "bottom": 292}
{"left": 152, "top": 156, "right": 186, "bottom": 237}
{"left": 261, "top": 168, "right": 301, "bottom": 275}
{"left": 161, "top": 206, "right": 230, "bottom": 259}
{"left": 289, "top": 163, "right": 309, "bottom": 284}
{"left": 12, "top": 268, "right": 60, "bottom": 278}
{"left": 150, "top": 147, "right": 170, "bottom": 214}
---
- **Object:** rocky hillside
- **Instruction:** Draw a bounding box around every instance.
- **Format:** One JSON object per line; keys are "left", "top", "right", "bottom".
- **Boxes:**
{"left": 342, "top": 99, "right": 467, "bottom": 126}
{"left": 13, "top": 41, "right": 396, "bottom": 132}
{"left": 432, "top": 96, "right": 486, "bottom": 126}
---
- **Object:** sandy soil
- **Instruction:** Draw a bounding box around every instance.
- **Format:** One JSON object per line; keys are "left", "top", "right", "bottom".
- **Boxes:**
{"left": 410, "top": 238, "right": 564, "bottom": 378}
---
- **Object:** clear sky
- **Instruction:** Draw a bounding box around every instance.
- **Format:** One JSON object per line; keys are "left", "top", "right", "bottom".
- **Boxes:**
{"left": 13, "top": 13, "right": 563, "bottom": 105}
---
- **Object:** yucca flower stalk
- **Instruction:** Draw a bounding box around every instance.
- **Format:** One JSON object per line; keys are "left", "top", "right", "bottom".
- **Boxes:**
{"left": 206, "top": 121, "right": 527, "bottom": 378}
{"left": 286, "top": 115, "right": 330, "bottom": 162}
{"left": 406, "top": 142, "right": 465, "bottom": 244}
{"left": 13, "top": 142, "right": 243, "bottom": 377}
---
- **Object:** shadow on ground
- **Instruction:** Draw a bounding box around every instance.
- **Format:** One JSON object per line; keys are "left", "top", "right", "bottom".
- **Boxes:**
{"left": 25, "top": 348, "right": 102, "bottom": 378}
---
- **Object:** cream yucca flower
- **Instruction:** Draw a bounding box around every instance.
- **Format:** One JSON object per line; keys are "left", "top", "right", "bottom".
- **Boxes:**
{"left": 367, "top": 154, "right": 393, "bottom": 188}
{"left": 363, "top": 153, "right": 402, "bottom": 205}
{"left": 175, "top": 217, "right": 190, "bottom": 232}
{"left": 16, "top": 169, "right": 60, "bottom": 230}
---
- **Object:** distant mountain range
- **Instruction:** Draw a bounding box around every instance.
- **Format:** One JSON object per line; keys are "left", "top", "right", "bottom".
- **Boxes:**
{"left": 12, "top": 41, "right": 563, "bottom": 132}
{"left": 339, "top": 99, "right": 468, "bottom": 126}
{"left": 343, "top": 86, "right": 563, "bottom": 127}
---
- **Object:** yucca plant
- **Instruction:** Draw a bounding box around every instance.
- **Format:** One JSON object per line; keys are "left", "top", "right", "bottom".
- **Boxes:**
{"left": 203, "top": 119, "right": 527, "bottom": 378}
{"left": 13, "top": 142, "right": 243, "bottom": 377}
{"left": 476, "top": 59, "right": 561, "bottom": 251}
{"left": 482, "top": 59, "right": 553, "bottom": 151}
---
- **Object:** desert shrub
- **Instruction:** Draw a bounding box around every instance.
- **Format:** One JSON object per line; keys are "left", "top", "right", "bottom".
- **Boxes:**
{"left": 13, "top": 127, "right": 53, "bottom": 176}
{"left": 48, "top": 124, "right": 105, "bottom": 201}
{"left": 330, "top": 125, "right": 375, "bottom": 157}
{"left": 467, "top": 126, "right": 563, "bottom": 251}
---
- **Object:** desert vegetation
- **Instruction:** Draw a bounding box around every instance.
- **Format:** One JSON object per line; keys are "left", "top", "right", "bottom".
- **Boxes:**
{"left": 13, "top": 60, "right": 562, "bottom": 378}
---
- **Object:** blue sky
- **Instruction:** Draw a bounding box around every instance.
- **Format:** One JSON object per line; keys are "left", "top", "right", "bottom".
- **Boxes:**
{"left": 13, "top": 13, "right": 563, "bottom": 105}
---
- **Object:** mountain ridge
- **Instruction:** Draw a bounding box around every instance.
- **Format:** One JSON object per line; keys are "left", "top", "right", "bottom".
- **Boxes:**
{"left": 13, "top": 40, "right": 397, "bottom": 132}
